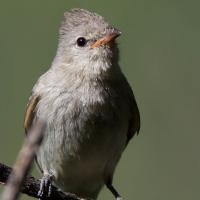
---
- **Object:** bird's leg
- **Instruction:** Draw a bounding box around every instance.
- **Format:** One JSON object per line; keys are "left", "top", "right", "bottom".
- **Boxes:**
{"left": 38, "top": 171, "right": 54, "bottom": 199}
{"left": 106, "top": 183, "right": 123, "bottom": 200}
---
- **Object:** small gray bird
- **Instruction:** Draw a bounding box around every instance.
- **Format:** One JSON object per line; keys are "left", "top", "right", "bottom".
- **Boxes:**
{"left": 24, "top": 8, "right": 140, "bottom": 200}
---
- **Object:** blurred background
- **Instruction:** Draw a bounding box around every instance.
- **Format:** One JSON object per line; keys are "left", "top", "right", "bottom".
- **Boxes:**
{"left": 0, "top": 0, "right": 199, "bottom": 200}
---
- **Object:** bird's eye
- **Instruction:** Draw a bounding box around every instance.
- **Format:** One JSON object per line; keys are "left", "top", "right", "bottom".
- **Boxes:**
{"left": 77, "top": 37, "right": 87, "bottom": 47}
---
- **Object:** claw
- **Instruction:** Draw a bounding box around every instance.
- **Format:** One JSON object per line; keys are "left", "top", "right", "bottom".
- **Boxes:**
{"left": 38, "top": 173, "right": 53, "bottom": 199}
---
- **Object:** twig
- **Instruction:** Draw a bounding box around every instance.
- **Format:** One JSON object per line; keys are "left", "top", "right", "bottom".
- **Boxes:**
{"left": 0, "top": 120, "right": 45, "bottom": 200}
{"left": 0, "top": 162, "right": 83, "bottom": 200}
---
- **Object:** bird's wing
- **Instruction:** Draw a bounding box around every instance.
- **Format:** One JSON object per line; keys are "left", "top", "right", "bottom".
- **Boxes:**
{"left": 24, "top": 94, "right": 40, "bottom": 134}
{"left": 126, "top": 93, "right": 140, "bottom": 145}
{"left": 125, "top": 82, "right": 141, "bottom": 146}
{"left": 24, "top": 94, "right": 44, "bottom": 173}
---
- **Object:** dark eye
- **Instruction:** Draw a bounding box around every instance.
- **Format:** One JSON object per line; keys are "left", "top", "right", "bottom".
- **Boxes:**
{"left": 77, "top": 37, "right": 87, "bottom": 47}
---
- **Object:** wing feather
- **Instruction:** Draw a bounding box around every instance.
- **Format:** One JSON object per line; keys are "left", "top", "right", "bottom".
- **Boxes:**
{"left": 126, "top": 91, "right": 140, "bottom": 145}
{"left": 24, "top": 95, "right": 40, "bottom": 133}
{"left": 123, "top": 78, "right": 140, "bottom": 146}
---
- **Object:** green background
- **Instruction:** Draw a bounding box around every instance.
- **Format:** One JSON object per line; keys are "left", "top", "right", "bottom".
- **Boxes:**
{"left": 0, "top": 0, "right": 199, "bottom": 200}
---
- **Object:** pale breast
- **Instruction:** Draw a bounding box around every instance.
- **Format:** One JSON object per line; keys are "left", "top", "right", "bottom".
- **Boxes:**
{"left": 36, "top": 78, "right": 129, "bottom": 197}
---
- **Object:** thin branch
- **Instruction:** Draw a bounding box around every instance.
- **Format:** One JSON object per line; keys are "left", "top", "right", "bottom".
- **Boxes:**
{"left": 0, "top": 162, "right": 83, "bottom": 200}
{"left": 0, "top": 120, "right": 46, "bottom": 200}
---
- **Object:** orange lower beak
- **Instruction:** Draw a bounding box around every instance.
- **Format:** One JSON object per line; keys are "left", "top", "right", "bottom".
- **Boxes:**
{"left": 91, "top": 31, "right": 121, "bottom": 48}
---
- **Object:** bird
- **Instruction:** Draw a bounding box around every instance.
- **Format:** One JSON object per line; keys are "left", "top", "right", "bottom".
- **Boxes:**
{"left": 24, "top": 8, "right": 140, "bottom": 200}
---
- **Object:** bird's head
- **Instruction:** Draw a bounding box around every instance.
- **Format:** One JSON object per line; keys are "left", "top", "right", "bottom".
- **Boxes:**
{"left": 55, "top": 9, "right": 121, "bottom": 74}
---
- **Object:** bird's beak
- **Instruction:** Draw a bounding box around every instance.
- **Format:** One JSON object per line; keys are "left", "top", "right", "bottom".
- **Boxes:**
{"left": 91, "top": 30, "right": 121, "bottom": 48}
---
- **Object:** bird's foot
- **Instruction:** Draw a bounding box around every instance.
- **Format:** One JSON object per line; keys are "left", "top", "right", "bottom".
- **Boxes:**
{"left": 38, "top": 173, "right": 53, "bottom": 199}
{"left": 106, "top": 183, "right": 122, "bottom": 200}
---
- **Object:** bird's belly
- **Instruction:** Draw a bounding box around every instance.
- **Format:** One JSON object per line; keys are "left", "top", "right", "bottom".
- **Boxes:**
{"left": 37, "top": 117, "right": 127, "bottom": 198}
{"left": 57, "top": 125, "right": 126, "bottom": 197}
{"left": 36, "top": 95, "right": 128, "bottom": 198}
